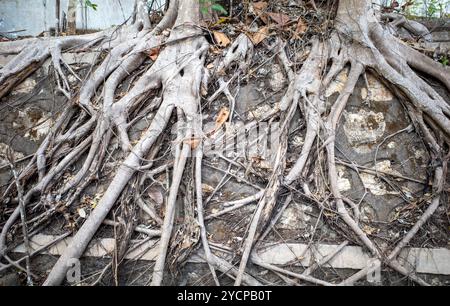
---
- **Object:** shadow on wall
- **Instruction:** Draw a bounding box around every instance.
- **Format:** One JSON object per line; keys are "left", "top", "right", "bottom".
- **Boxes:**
{"left": 0, "top": 0, "right": 166, "bottom": 37}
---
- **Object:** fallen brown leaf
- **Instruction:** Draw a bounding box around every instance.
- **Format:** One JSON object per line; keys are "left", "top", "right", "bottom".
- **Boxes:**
{"left": 215, "top": 107, "right": 230, "bottom": 129}
{"left": 201, "top": 184, "right": 215, "bottom": 194}
{"left": 147, "top": 47, "right": 160, "bottom": 61}
{"left": 251, "top": 156, "right": 272, "bottom": 170}
{"left": 268, "top": 12, "right": 291, "bottom": 27}
{"left": 201, "top": 83, "right": 208, "bottom": 96}
{"left": 209, "top": 46, "right": 222, "bottom": 55}
{"left": 293, "top": 17, "right": 307, "bottom": 38}
{"left": 181, "top": 237, "right": 194, "bottom": 249}
{"left": 184, "top": 137, "right": 201, "bottom": 149}
{"left": 251, "top": 1, "right": 269, "bottom": 23}
{"left": 206, "top": 107, "right": 230, "bottom": 137}
{"left": 249, "top": 26, "right": 269, "bottom": 45}
{"left": 363, "top": 225, "right": 378, "bottom": 235}
{"left": 213, "top": 31, "right": 231, "bottom": 48}
{"left": 148, "top": 186, "right": 164, "bottom": 206}
{"left": 252, "top": 1, "right": 268, "bottom": 12}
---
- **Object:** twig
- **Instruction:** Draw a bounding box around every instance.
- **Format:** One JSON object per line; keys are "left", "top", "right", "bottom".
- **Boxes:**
{"left": 374, "top": 124, "right": 413, "bottom": 177}
{"left": 136, "top": 196, "right": 164, "bottom": 225}
{"left": 7, "top": 154, "right": 33, "bottom": 286}
{"left": 0, "top": 232, "right": 70, "bottom": 273}
{"left": 195, "top": 150, "right": 221, "bottom": 286}
{"left": 259, "top": 195, "right": 292, "bottom": 242}
{"left": 336, "top": 160, "right": 428, "bottom": 185}
{"left": 303, "top": 241, "right": 349, "bottom": 276}
{"left": 251, "top": 256, "right": 334, "bottom": 286}
{"left": 103, "top": 220, "right": 161, "bottom": 237}
{"left": 205, "top": 190, "right": 264, "bottom": 220}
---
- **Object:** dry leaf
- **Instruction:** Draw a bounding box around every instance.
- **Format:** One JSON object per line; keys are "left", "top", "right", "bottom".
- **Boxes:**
{"left": 147, "top": 47, "right": 160, "bottom": 61}
{"left": 184, "top": 137, "right": 201, "bottom": 149}
{"left": 209, "top": 46, "right": 222, "bottom": 55}
{"left": 148, "top": 186, "right": 164, "bottom": 206}
{"left": 215, "top": 107, "right": 230, "bottom": 129}
{"left": 251, "top": 1, "right": 269, "bottom": 23}
{"left": 181, "top": 237, "right": 194, "bottom": 249}
{"left": 201, "top": 83, "right": 208, "bottom": 96}
{"left": 213, "top": 31, "right": 231, "bottom": 48}
{"left": 252, "top": 1, "right": 268, "bottom": 12}
{"left": 250, "top": 26, "right": 269, "bottom": 45}
{"left": 250, "top": 1, "right": 269, "bottom": 24}
{"left": 268, "top": 12, "right": 291, "bottom": 27}
{"left": 251, "top": 156, "right": 272, "bottom": 170}
{"left": 363, "top": 225, "right": 378, "bottom": 235}
{"left": 206, "top": 107, "right": 230, "bottom": 137}
{"left": 293, "top": 17, "right": 307, "bottom": 38}
{"left": 202, "top": 184, "right": 215, "bottom": 194}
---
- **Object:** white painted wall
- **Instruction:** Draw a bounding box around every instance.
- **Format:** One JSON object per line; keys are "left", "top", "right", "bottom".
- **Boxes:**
{"left": 0, "top": 0, "right": 166, "bottom": 37}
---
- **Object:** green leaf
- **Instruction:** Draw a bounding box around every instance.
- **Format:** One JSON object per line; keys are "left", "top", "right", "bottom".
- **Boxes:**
{"left": 211, "top": 4, "right": 227, "bottom": 15}
{"left": 85, "top": 0, "right": 98, "bottom": 11}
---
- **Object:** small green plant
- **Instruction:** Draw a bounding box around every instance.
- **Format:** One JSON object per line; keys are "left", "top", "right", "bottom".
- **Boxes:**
{"left": 404, "top": 0, "right": 450, "bottom": 18}
{"left": 85, "top": 0, "right": 98, "bottom": 11}
{"left": 426, "top": 0, "right": 439, "bottom": 17}
{"left": 440, "top": 55, "right": 449, "bottom": 67}
{"left": 422, "top": 0, "right": 450, "bottom": 18}
{"left": 200, "top": 0, "right": 227, "bottom": 15}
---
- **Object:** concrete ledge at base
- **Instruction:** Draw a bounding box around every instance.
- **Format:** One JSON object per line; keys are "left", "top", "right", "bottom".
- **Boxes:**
{"left": 13, "top": 234, "right": 161, "bottom": 261}
{"left": 12, "top": 234, "right": 450, "bottom": 275}
{"left": 255, "top": 243, "right": 450, "bottom": 275}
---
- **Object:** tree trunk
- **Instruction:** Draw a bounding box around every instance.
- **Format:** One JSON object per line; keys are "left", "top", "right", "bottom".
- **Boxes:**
{"left": 55, "top": 0, "right": 61, "bottom": 36}
{"left": 67, "top": 0, "right": 77, "bottom": 35}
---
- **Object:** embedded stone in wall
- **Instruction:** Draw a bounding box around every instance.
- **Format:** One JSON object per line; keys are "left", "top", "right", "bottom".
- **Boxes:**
{"left": 12, "top": 108, "right": 53, "bottom": 142}
{"left": 360, "top": 73, "right": 393, "bottom": 102}
{"left": 0, "top": 143, "right": 25, "bottom": 167}
{"left": 277, "top": 202, "right": 312, "bottom": 230}
{"left": 359, "top": 160, "right": 402, "bottom": 196}
{"left": 337, "top": 165, "right": 352, "bottom": 192}
{"left": 343, "top": 109, "right": 386, "bottom": 153}
{"left": 268, "top": 64, "right": 287, "bottom": 92}
{"left": 11, "top": 79, "right": 37, "bottom": 95}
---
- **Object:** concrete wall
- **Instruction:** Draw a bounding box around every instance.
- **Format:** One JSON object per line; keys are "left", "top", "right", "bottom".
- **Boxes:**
{"left": 0, "top": 0, "right": 166, "bottom": 37}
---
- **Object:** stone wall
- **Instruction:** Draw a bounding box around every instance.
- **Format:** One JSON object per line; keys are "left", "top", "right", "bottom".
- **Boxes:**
{"left": 0, "top": 0, "right": 166, "bottom": 37}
